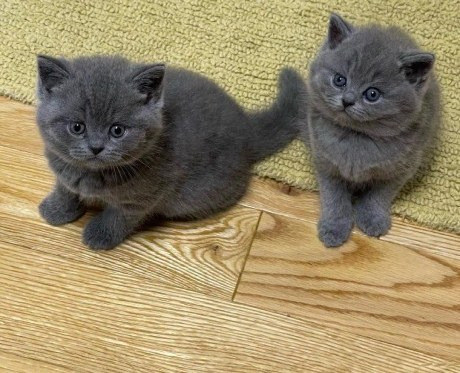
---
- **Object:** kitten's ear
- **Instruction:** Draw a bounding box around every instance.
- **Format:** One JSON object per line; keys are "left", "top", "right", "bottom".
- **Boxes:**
{"left": 131, "top": 63, "right": 165, "bottom": 104}
{"left": 37, "top": 55, "right": 70, "bottom": 93}
{"left": 328, "top": 13, "right": 354, "bottom": 49}
{"left": 399, "top": 52, "right": 435, "bottom": 86}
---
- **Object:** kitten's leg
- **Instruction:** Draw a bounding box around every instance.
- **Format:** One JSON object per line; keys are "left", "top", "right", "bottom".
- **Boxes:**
{"left": 354, "top": 179, "right": 404, "bottom": 237}
{"left": 82, "top": 206, "right": 145, "bottom": 250}
{"left": 39, "top": 182, "right": 86, "bottom": 225}
{"left": 317, "top": 173, "right": 353, "bottom": 247}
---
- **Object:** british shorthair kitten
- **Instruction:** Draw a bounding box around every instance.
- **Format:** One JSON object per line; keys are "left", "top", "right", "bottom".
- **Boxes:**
{"left": 304, "top": 14, "right": 440, "bottom": 247}
{"left": 37, "top": 55, "right": 306, "bottom": 250}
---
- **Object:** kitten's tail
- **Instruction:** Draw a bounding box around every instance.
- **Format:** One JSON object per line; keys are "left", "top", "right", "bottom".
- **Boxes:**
{"left": 248, "top": 67, "right": 307, "bottom": 163}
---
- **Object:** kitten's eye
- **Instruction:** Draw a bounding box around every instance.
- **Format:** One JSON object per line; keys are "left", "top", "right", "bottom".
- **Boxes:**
{"left": 110, "top": 124, "right": 125, "bottom": 138}
{"left": 333, "top": 73, "right": 347, "bottom": 87}
{"left": 364, "top": 87, "right": 381, "bottom": 102}
{"left": 68, "top": 122, "right": 86, "bottom": 136}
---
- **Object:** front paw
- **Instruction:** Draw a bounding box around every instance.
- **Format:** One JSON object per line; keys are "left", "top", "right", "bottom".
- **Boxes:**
{"left": 355, "top": 203, "right": 391, "bottom": 237}
{"left": 82, "top": 213, "right": 126, "bottom": 250}
{"left": 39, "top": 192, "right": 85, "bottom": 226}
{"left": 318, "top": 216, "right": 353, "bottom": 248}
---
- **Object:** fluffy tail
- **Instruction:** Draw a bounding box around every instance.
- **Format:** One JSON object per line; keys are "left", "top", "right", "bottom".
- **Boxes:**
{"left": 248, "top": 67, "right": 307, "bottom": 163}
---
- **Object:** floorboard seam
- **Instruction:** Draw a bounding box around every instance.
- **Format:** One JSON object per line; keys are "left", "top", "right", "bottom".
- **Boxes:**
{"left": 231, "top": 210, "right": 263, "bottom": 301}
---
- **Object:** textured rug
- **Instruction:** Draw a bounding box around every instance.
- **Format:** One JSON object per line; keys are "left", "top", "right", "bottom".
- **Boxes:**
{"left": 0, "top": 1, "right": 458, "bottom": 232}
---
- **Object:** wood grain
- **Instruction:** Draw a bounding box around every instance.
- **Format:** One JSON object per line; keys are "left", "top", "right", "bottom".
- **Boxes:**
{"left": 235, "top": 212, "right": 460, "bottom": 361}
{"left": 0, "top": 206, "right": 259, "bottom": 300}
{"left": 0, "top": 135, "right": 260, "bottom": 301}
{"left": 241, "top": 177, "right": 460, "bottom": 259}
{"left": 0, "top": 240, "right": 458, "bottom": 373}
{"left": 240, "top": 177, "right": 320, "bottom": 221}
{"left": 0, "top": 352, "right": 69, "bottom": 373}
{"left": 2, "top": 89, "right": 460, "bottom": 370}
{"left": 0, "top": 97, "right": 43, "bottom": 155}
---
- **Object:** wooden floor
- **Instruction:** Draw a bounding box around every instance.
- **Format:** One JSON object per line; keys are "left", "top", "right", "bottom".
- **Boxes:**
{"left": 0, "top": 96, "right": 459, "bottom": 372}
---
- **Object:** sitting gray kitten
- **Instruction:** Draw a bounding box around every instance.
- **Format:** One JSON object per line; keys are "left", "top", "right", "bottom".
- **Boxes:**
{"left": 304, "top": 14, "right": 440, "bottom": 247}
{"left": 36, "top": 55, "right": 305, "bottom": 250}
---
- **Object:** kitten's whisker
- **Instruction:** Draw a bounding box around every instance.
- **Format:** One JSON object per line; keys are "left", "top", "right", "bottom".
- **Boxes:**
{"left": 120, "top": 165, "right": 130, "bottom": 182}
{"left": 110, "top": 164, "right": 118, "bottom": 183}
{"left": 120, "top": 153, "right": 154, "bottom": 172}
{"left": 114, "top": 164, "right": 124, "bottom": 183}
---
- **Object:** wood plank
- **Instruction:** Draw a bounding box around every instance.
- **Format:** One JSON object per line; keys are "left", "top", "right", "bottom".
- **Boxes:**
{"left": 382, "top": 222, "right": 460, "bottom": 260}
{"left": 240, "top": 177, "right": 320, "bottom": 222}
{"left": 0, "top": 240, "right": 458, "bottom": 372}
{"left": 241, "top": 177, "right": 460, "bottom": 259}
{"left": 2, "top": 95, "right": 458, "bottom": 260}
{"left": 235, "top": 212, "right": 460, "bottom": 361}
{"left": 2, "top": 88, "right": 460, "bottom": 371}
{"left": 0, "top": 352, "right": 69, "bottom": 373}
{"left": 0, "top": 144, "right": 260, "bottom": 300}
{"left": 0, "top": 97, "right": 43, "bottom": 155}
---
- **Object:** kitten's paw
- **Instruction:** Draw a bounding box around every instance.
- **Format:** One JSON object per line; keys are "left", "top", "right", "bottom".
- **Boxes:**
{"left": 318, "top": 217, "right": 353, "bottom": 248}
{"left": 355, "top": 205, "right": 391, "bottom": 237}
{"left": 39, "top": 193, "right": 85, "bottom": 226}
{"left": 82, "top": 214, "right": 125, "bottom": 251}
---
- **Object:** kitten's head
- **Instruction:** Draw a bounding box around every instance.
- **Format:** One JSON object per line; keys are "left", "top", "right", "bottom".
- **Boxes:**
{"left": 309, "top": 13, "right": 435, "bottom": 137}
{"left": 36, "top": 55, "right": 165, "bottom": 169}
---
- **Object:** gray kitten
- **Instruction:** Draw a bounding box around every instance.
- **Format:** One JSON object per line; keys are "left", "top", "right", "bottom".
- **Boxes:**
{"left": 303, "top": 14, "right": 440, "bottom": 247}
{"left": 36, "top": 55, "right": 305, "bottom": 250}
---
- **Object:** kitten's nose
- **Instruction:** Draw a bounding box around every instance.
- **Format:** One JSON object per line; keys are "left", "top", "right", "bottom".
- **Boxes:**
{"left": 342, "top": 92, "right": 356, "bottom": 108}
{"left": 90, "top": 147, "right": 104, "bottom": 155}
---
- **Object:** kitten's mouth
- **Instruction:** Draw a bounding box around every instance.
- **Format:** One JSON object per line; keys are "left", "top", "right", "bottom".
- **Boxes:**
{"left": 337, "top": 108, "right": 356, "bottom": 121}
{"left": 342, "top": 107, "right": 368, "bottom": 123}
{"left": 77, "top": 155, "right": 132, "bottom": 170}
{"left": 330, "top": 109, "right": 369, "bottom": 133}
{"left": 87, "top": 156, "right": 102, "bottom": 162}
{"left": 74, "top": 156, "right": 109, "bottom": 169}
{"left": 344, "top": 110, "right": 357, "bottom": 121}
{"left": 84, "top": 158, "right": 104, "bottom": 169}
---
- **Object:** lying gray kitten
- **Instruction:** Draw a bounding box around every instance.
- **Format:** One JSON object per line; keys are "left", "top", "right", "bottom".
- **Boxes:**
{"left": 304, "top": 14, "right": 440, "bottom": 247}
{"left": 37, "top": 55, "right": 305, "bottom": 250}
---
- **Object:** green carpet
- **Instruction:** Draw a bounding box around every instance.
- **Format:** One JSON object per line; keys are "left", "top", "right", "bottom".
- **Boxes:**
{"left": 0, "top": 1, "right": 458, "bottom": 232}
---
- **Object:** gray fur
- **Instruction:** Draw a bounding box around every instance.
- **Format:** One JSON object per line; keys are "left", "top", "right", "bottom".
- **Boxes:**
{"left": 303, "top": 14, "right": 440, "bottom": 247}
{"left": 36, "top": 55, "right": 305, "bottom": 250}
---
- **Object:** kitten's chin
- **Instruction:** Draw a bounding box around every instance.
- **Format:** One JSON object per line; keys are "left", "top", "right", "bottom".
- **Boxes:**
{"left": 83, "top": 158, "right": 106, "bottom": 170}
{"left": 80, "top": 156, "right": 143, "bottom": 171}
{"left": 319, "top": 107, "right": 380, "bottom": 136}
{"left": 65, "top": 154, "right": 114, "bottom": 170}
{"left": 317, "top": 105, "right": 356, "bottom": 127}
{"left": 332, "top": 114, "right": 404, "bottom": 138}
